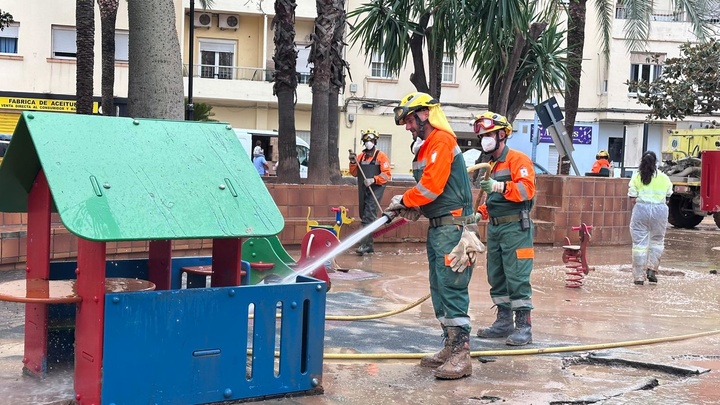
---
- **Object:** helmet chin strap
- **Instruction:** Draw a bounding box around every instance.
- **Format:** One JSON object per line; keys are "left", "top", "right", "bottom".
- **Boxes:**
{"left": 414, "top": 112, "right": 430, "bottom": 140}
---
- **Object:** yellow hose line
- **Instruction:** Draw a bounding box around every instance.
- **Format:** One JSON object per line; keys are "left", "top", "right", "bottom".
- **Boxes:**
{"left": 321, "top": 329, "right": 720, "bottom": 360}
{"left": 325, "top": 293, "right": 430, "bottom": 321}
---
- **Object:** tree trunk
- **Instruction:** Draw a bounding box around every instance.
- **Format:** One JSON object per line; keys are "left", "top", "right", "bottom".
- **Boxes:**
{"left": 408, "top": 13, "right": 430, "bottom": 95}
{"left": 272, "top": 0, "right": 301, "bottom": 184}
{"left": 127, "top": 0, "right": 184, "bottom": 120}
{"left": 426, "top": 26, "right": 443, "bottom": 101}
{"left": 562, "top": 0, "right": 587, "bottom": 175}
{"left": 76, "top": 0, "right": 94, "bottom": 115}
{"left": 328, "top": 0, "right": 346, "bottom": 185}
{"left": 98, "top": 0, "right": 119, "bottom": 116}
{"left": 307, "top": 0, "right": 336, "bottom": 185}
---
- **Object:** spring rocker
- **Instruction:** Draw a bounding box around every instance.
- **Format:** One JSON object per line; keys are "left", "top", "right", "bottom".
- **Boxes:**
{"left": 561, "top": 223, "right": 594, "bottom": 288}
{"left": 0, "top": 112, "right": 326, "bottom": 404}
{"left": 306, "top": 206, "right": 355, "bottom": 239}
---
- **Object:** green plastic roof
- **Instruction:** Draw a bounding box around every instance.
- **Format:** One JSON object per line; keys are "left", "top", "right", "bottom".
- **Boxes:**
{"left": 0, "top": 111, "right": 284, "bottom": 241}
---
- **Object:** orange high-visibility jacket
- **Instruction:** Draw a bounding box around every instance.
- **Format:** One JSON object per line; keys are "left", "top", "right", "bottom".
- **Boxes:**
{"left": 349, "top": 149, "right": 392, "bottom": 185}
{"left": 483, "top": 147, "right": 536, "bottom": 218}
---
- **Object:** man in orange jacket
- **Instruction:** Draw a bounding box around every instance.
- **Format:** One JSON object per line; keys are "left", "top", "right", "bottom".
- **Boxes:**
{"left": 349, "top": 128, "right": 392, "bottom": 255}
{"left": 386, "top": 92, "right": 479, "bottom": 380}
{"left": 474, "top": 111, "right": 536, "bottom": 346}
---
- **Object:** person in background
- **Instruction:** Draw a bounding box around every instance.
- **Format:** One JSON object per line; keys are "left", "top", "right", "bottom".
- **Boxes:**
{"left": 253, "top": 140, "right": 264, "bottom": 158}
{"left": 627, "top": 151, "right": 673, "bottom": 285}
{"left": 253, "top": 153, "right": 269, "bottom": 176}
{"left": 349, "top": 128, "right": 392, "bottom": 255}
{"left": 473, "top": 111, "right": 536, "bottom": 347}
{"left": 386, "top": 92, "right": 481, "bottom": 380}
{"left": 591, "top": 150, "right": 612, "bottom": 175}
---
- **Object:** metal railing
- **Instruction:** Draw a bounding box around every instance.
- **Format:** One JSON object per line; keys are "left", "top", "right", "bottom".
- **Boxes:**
{"left": 183, "top": 64, "right": 311, "bottom": 83}
{"left": 615, "top": 6, "right": 691, "bottom": 22}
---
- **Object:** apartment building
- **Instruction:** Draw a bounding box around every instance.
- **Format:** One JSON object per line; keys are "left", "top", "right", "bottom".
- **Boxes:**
{"left": 0, "top": 0, "right": 712, "bottom": 177}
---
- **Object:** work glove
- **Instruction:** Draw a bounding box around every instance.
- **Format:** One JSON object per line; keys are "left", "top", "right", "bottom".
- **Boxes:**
{"left": 387, "top": 195, "right": 406, "bottom": 212}
{"left": 447, "top": 228, "right": 486, "bottom": 272}
{"left": 479, "top": 178, "right": 505, "bottom": 194}
{"left": 364, "top": 177, "right": 375, "bottom": 187}
{"left": 399, "top": 207, "right": 421, "bottom": 221}
{"left": 386, "top": 195, "right": 422, "bottom": 221}
{"left": 348, "top": 152, "right": 357, "bottom": 164}
{"left": 476, "top": 204, "right": 489, "bottom": 221}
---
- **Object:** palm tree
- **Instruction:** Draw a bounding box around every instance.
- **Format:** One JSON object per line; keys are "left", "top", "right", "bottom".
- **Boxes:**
{"left": 272, "top": 0, "right": 301, "bottom": 184}
{"left": 76, "top": 0, "right": 94, "bottom": 115}
{"left": 328, "top": 0, "right": 348, "bottom": 185}
{"left": 560, "top": 0, "right": 713, "bottom": 174}
{"left": 0, "top": 9, "right": 13, "bottom": 30}
{"left": 97, "top": 0, "right": 119, "bottom": 116}
{"left": 306, "top": 0, "right": 338, "bottom": 184}
{"left": 127, "top": 0, "right": 184, "bottom": 119}
{"left": 462, "top": 2, "right": 567, "bottom": 121}
{"left": 347, "top": 0, "right": 464, "bottom": 100}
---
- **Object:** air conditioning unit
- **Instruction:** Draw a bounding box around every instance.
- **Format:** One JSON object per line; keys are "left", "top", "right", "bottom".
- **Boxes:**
{"left": 194, "top": 12, "right": 212, "bottom": 28}
{"left": 219, "top": 14, "right": 240, "bottom": 30}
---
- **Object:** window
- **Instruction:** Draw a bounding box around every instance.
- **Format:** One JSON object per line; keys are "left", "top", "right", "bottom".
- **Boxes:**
{"left": 441, "top": 55, "right": 455, "bottom": 83}
{"left": 52, "top": 26, "right": 76, "bottom": 59}
{"left": 115, "top": 30, "right": 129, "bottom": 62}
{"left": 0, "top": 23, "right": 18, "bottom": 54}
{"left": 370, "top": 52, "right": 391, "bottom": 79}
{"left": 199, "top": 39, "right": 235, "bottom": 80}
{"left": 377, "top": 134, "right": 392, "bottom": 161}
{"left": 296, "top": 45, "right": 312, "bottom": 84}
{"left": 628, "top": 63, "right": 662, "bottom": 95}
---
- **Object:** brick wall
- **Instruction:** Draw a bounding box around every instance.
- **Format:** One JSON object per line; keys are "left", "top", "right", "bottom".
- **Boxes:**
{"left": 0, "top": 176, "right": 633, "bottom": 270}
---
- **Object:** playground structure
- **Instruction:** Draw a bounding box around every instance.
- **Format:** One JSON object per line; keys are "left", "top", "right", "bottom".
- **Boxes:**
{"left": 306, "top": 206, "right": 355, "bottom": 239}
{"left": 0, "top": 112, "right": 327, "bottom": 404}
{"left": 561, "top": 223, "right": 594, "bottom": 288}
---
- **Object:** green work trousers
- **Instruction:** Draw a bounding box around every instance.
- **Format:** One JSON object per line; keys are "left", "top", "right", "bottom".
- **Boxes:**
{"left": 485, "top": 221, "right": 534, "bottom": 310}
{"left": 427, "top": 224, "right": 472, "bottom": 333}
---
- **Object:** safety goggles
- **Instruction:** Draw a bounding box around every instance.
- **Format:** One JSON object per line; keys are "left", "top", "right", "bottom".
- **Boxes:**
{"left": 474, "top": 117, "right": 504, "bottom": 134}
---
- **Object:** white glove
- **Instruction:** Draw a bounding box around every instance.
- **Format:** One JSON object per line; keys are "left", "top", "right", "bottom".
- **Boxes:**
{"left": 386, "top": 195, "right": 406, "bottom": 212}
{"left": 447, "top": 229, "right": 486, "bottom": 272}
{"left": 364, "top": 177, "right": 375, "bottom": 187}
{"left": 480, "top": 178, "right": 505, "bottom": 194}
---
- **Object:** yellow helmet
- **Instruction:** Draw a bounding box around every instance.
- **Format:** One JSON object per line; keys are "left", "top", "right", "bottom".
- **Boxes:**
{"left": 393, "top": 92, "right": 439, "bottom": 125}
{"left": 596, "top": 150, "right": 609, "bottom": 159}
{"left": 361, "top": 128, "right": 379, "bottom": 142}
{"left": 473, "top": 112, "right": 512, "bottom": 136}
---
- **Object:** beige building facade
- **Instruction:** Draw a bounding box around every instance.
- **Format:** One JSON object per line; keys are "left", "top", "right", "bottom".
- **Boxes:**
{"left": 0, "top": 0, "right": 714, "bottom": 176}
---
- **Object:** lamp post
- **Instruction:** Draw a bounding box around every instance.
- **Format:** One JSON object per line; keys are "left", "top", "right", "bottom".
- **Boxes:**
{"left": 186, "top": 0, "right": 195, "bottom": 121}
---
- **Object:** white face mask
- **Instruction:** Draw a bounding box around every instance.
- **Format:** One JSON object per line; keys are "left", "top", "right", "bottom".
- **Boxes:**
{"left": 365, "top": 141, "right": 375, "bottom": 150}
{"left": 411, "top": 138, "right": 424, "bottom": 155}
{"left": 481, "top": 136, "right": 497, "bottom": 153}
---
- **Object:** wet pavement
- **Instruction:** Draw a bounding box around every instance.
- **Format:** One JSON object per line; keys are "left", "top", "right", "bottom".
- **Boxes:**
{"left": 1, "top": 218, "right": 720, "bottom": 404}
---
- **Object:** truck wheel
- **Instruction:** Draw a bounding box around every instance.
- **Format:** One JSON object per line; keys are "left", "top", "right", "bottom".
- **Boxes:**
{"left": 667, "top": 197, "right": 704, "bottom": 229}
{"left": 714, "top": 212, "right": 720, "bottom": 229}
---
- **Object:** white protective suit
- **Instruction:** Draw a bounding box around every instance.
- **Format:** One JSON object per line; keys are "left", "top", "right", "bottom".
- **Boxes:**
{"left": 627, "top": 171, "right": 673, "bottom": 282}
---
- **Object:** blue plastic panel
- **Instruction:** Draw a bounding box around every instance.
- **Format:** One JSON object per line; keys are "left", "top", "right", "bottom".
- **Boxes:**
{"left": 102, "top": 276, "right": 326, "bottom": 405}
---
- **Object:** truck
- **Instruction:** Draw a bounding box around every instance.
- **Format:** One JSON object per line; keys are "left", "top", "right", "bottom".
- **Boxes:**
{"left": 659, "top": 127, "right": 720, "bottom": 229}
{"left": 233, "top": 128, "right": 309, "bottom": 178}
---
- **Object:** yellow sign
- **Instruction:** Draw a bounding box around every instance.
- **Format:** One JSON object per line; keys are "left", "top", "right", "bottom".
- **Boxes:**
{"left": 0, "top": 97, "right": 99, "bottom": 113}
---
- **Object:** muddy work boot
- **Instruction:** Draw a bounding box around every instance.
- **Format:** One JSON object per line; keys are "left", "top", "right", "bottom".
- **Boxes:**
{"left": 506, "top": 310, "right": 532, "bottom": 346}
{"left": 434, "top": 327, "right": 472, "bottom": 379}
{"left": 420, "top": 328, "right": 452, "bottom": 368}
{"left": 355, "top": 235, "right": 374, "bottom": 255}
{"left": 476, "top": 306, "right": 514, "bottom": 338}
{"left": 646, "top": 269, "right": 658, "bottom": 283}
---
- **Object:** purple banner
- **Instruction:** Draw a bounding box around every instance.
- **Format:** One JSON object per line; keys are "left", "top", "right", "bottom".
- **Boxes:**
{"left": 530, "top": 125, "right": 593, "bottom": 145}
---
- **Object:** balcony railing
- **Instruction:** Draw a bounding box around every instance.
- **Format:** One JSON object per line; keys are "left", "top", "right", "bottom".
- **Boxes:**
{"left": 183, "top": 64, "right": 311, "bottom": 84}
{"left": 615, "top": 6, "right": 691, "bottom": 22}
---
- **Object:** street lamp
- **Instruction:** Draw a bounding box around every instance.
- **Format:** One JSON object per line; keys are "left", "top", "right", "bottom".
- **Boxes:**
{"left": 186, "top": 0, "right": 195, "bottom": 121}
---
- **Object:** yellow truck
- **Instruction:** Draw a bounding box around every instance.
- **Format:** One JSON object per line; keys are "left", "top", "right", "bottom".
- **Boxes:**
{"left": 660, "top": 128, "right": 720, "bottom": 229}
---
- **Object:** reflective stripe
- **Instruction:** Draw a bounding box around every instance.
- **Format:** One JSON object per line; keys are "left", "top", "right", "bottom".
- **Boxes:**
{"left": 493, "top": 168, "right": 511, "bottom": 178}
{"left": 516, "top": 247, "right": 534, "bottom": 259}
{"left": 412, "top": 159, "right": 426, "bottom": 170}
{"left": 443, "top": 317, "right": 471, "bottom": 327}
{"left": 516, "top": 183, "right": 530, "bottom": 201}
{"left": 511, "top": 298, "right": 533, "bottom": 310}
{"left": 416, "top": 181, "right": 439, "bottom": 200}
{"left": 491, "top": 296, "right": 511, "bottom": 305}
{"left": 453, "top": 145, "right": 462, "bottom": 156}
{"left": 379, "top": 173, "right": 390, "bottom": 180}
